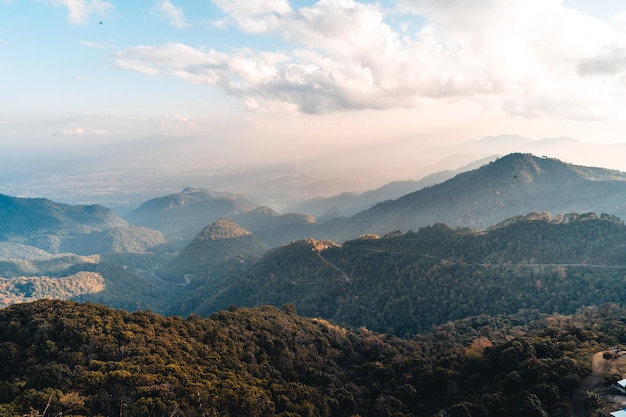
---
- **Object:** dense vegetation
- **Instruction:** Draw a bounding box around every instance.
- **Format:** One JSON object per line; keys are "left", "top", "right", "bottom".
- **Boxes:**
{"left": 2, "top": 299, "right": 624, "bottom": 417}
{"left": 177, "top": 213, "right": 626, "bottom": 335}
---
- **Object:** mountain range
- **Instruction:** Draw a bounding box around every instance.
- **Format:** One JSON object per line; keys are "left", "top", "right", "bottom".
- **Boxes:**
{"left": 4, "top": 152, "right": 626, "bottom": 414}
{"left": 2, "top": 152, "right": 626, "bottom": 319}
{"left": 123, "top": 153, "right": 626, "bottom": 246}
{"left": 284, "top": 155, "right": 497, "bottom": 219}
{"left": 312, "top": 153, "right": 626, "bottom": 241}
{"left": 169, "top": 211, "right": 626, "bottom": 334}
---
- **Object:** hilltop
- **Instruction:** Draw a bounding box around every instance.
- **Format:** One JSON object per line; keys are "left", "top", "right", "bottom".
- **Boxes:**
{"left": 159, "top": 218, "right": 268, "bottom": 283}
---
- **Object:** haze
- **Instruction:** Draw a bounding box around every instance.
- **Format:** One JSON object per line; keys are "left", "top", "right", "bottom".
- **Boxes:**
{"left": 2, "top": 0, "right": 626, "bottom": 213}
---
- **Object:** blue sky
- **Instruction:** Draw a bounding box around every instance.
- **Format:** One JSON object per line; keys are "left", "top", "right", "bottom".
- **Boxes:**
{"left": 3, "top": 0, "right": 626, "bottom": 205}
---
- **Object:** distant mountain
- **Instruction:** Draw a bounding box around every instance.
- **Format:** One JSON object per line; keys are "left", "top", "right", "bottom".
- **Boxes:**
{"left": 232, "top": 206, "right": 317, "bottom": 247}
{"left": 125, "top": 187, "right": 260, "bottom": 238}
{"left": 0, "top": 194, "right": 125, "bottom": 235}
{"left": 126, "top": 186, "right": 319, "bottom": 247}
{"left": 150, "top": 153, "right": 626, "bottom": 247}
{"left": 316, "top": 153, "right": 626, "bottom": 241}
{"left": 159, "top": 218, "right": 268, "bottom": 283}
{"left": 286, "top": 156, "right": 497, "bottom": 220}
{"left": 0, "top": 194, "right": 166, "bottom": 255}
{"left": 177, "top": 212, "right": 626, "bottom": 334}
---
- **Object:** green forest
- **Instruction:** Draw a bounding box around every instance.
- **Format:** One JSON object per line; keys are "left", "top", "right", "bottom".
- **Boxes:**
{"left": 1, "top": 299, "right": 625, "bottom": 417}
{"left": 175, "top": 213, "right": 626, "bottom": 336}
{"left": 4, "top": 213, "right": 626, "bottom": 415}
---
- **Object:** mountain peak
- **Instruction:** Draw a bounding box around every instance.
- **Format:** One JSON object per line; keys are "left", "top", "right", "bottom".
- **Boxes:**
{"left": 160, "top": 218, "right": 267, "bottom": 282}
{"left": 197, "top": 218, "right": 253, "bottom": 241}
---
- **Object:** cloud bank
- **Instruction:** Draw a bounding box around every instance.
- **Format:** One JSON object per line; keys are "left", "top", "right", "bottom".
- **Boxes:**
{"left": 110, "top": 0, "right": 626, "bottom": 118}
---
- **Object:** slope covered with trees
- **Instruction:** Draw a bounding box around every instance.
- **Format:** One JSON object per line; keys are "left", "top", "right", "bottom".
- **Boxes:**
{"left": 1, "top": 299, "right": 623, "bottom": 417}
{"left": 176, "top": 213, "right": 626, "bottom": 335}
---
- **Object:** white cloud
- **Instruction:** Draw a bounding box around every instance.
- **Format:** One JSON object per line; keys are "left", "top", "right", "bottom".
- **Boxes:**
{"left": 115, "top": 0, "right": 626, "bottom": 119}
{"left": 211, "top": 0, "right": 292, "bottom": 33}
{"left": 62, "top": 127, "right": 86, "bottom": 135}
{"left": 611, "top": 10, "right": 626, "bottom": 26}
{"left": 61, "top": 127, "right": 114, "bottom": 135}
{"left": 80, "top": 40, "right": 102, "bottom": 48}
{"left": 44, "top": 0, "right": 112, "bottom": 25}
{"left": 160, "top": 113, "right": 198, "bottom": 131}
{"left": 154, "top": 0, "right": 188, "bottom": 28}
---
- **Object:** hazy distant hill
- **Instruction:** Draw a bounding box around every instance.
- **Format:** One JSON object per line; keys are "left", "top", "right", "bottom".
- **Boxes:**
{"left": 159, "top": 218, "right": 268, "bottom": 283}
{"left": 0, "top": 194, "right": 167, "bottom": 256}
{"left": 316, "top": 153, "right": 626, "bottom": 241}
{"left": 124, "top": 187, "right": 260, "bottom": 238}
{"left": 0, "top": 194, "right": 171, "bottom": 310}
{"left": 232, "top": 206, "right": 317, "bottom": 247}
{"left": 177, "top": 212, "right": 626, "bottom": 334}
{"left": 122, "top": 153, "right": 626, "bottom": 247}
{"left": 286, "top": 156, "right": 497, "bottom": 220}
{"left": 0, "top": 194, "right": 125, "bottom": 234}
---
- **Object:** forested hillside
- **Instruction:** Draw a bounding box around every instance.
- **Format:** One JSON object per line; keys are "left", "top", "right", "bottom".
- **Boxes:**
{"left": 176, "top": 212, "right": 626, "bottom": 335}
{"left": 1, "top": 299, "right": 624, "bottom": 417}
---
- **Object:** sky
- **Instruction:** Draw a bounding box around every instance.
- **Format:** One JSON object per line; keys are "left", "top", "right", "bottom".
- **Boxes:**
{"left": 3, "top": 0, "right": 626, "bottom": 208}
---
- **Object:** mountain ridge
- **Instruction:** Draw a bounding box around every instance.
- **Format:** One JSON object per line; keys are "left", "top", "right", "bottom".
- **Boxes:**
{"left": 124, "top": 187, "right": 259, "bottom": 238}
{"left": 175, "top": 211, "right": 626, "bottom": 335}
{"left": 314, "top": 153, "right": 626, "bottom": 241}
